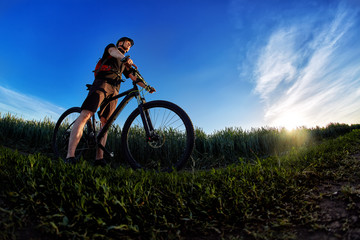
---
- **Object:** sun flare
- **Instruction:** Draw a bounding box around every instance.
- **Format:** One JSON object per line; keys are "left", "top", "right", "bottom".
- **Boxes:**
{"left": 273, "top": 112, "right": 304, "bottom": 131}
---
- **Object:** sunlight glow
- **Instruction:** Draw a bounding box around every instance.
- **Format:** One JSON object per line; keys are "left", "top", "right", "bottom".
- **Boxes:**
{"left": 272, "top": 112, "right": 304, "bottom": 131}
{"left": 253, "top": 3, "right": 360, "bottom": 129}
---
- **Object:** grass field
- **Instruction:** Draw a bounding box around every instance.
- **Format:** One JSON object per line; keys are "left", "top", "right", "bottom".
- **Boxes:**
{"left": 1, "top": 114, "right": 360, "bottom": 239}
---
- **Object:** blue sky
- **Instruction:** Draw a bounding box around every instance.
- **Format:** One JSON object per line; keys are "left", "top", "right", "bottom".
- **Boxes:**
{"left": 1, "top": 0, "right": 360, "bottom": 133}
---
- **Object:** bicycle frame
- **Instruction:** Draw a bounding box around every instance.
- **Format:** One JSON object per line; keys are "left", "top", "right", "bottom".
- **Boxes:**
{"left": 93, "top": 81, "right": 154, "bottom": 157}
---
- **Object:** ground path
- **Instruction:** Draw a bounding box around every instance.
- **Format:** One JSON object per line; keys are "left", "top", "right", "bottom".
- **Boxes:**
{"left": 296, "top": 153, "right": 360, "bottom": 240}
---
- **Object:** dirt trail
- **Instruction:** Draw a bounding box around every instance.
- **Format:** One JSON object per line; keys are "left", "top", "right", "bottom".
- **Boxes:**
{"left": 296, "top": 154, "right": 360, "bottom": 240}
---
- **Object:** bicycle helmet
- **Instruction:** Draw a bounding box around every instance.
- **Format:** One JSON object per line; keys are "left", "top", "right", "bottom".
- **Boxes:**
{"left": 116, "top": 37, "right": 134, "bottom": 47}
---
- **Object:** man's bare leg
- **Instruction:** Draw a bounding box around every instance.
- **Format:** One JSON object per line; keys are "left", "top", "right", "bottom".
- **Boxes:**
{"left": 66, "top": 110, "right": 93, "bottom": 159}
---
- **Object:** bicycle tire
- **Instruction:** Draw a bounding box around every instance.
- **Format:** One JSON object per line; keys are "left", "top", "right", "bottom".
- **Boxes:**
{"left": 52, "top": 107, "right": 94, "bottom": 161}
{"left": 121, "top": 100, "right": 195, "bottom": 171}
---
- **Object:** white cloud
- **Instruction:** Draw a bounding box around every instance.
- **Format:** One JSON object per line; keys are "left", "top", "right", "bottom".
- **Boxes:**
{"left": 253, "top": 3, "right": 360, "bottom": 129}
{"left": 0, "top": 85, "right": 65, "bottom": 121}
{"left": 254, "top": 28, "right": 299, "bottom": 100}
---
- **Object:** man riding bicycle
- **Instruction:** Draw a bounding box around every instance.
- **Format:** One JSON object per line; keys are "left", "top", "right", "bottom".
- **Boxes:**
{"left": 66, "top": 37, "right": 155, "bottom": 166}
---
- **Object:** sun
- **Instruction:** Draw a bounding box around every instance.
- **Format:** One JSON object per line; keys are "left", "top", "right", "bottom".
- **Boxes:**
{"left": 273, "top": 112, "right": 304, "bottom": 131}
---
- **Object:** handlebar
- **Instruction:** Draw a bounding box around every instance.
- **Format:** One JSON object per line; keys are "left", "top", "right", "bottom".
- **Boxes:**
{"left": 122, "top": 55, "right": 155, "bottom": 93}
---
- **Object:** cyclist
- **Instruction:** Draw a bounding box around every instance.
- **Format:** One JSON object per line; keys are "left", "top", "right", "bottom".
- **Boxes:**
{"left": 66, "top": 37, "right": 155, "bottom": 166}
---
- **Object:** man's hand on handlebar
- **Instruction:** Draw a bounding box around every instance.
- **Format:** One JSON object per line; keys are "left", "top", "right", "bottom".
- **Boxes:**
{"left": 141, "top": 83, "right": 156, "bottom": 94}
{"left": 146, "top": 85, "right": 156, "bottom": 93}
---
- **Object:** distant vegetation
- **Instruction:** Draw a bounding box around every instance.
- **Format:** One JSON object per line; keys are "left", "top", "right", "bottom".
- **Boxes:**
{"left": 1, "top": 113, "right": 360, "bottom": 169}
{"left": 1, "top": 113, "right": 360, "bottom": 239}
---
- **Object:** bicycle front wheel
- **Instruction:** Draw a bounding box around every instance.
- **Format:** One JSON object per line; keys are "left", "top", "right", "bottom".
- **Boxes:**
{"left": 121, "top": 100, "right": 195, "bottom": 171}
{"left": 52, "top": 107, "right": 94, "bottom": 161}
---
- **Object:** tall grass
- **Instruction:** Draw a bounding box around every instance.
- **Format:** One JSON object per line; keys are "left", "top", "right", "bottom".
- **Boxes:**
{"left": 0, "top": 113, "right": 54, "bottom": 154}
{"left": 192, "top": 123, "right": 360, "bottom": 168}
{"left": 1, "top": 113, "right": 360, "bottom": 169}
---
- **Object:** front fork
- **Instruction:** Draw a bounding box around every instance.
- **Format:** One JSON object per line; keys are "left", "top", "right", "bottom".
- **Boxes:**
{"left": 137, "top": 96, "right": 155, "bottom": 140}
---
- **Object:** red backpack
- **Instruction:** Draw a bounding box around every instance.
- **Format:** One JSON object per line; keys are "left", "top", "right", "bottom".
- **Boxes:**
{"left": 93, "top": 56, "right": 112, "bottom": 77}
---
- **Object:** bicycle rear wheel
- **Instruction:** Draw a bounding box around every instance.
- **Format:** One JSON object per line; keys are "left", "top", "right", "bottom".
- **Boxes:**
{"left": 121, "top": 100, "right": 195, "bottom": 171}
{"left": 52, "top": 107, "right": 94, "bottom": 161}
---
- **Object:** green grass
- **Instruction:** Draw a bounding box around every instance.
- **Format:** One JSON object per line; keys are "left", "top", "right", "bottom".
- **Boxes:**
{"left": 2, "top": 122, "right": 360, "bottom": 239}
{"left": 1, "top": 113, "right": 360, "bottom": 239}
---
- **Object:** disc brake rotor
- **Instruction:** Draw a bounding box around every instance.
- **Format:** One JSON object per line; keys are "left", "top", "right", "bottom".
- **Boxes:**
{"left": 147, "top": 131, "right": 165, "bottom": 148}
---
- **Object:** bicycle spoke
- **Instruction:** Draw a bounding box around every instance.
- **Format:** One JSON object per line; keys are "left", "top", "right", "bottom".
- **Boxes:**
{"left": 122, "top": 101, "right": 194, "bottom": 171}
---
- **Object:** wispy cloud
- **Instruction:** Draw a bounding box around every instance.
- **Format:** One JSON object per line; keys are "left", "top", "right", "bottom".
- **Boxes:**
{"left": 253, "top": 2, "right": 360, "bottom": 128}
{"left": 0, "top": 85, "right": 65, "bottom": 121}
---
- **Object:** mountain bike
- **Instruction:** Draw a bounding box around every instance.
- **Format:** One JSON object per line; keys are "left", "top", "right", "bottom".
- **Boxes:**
{"left": 52, "top": 68, "right": 195, "bottom": 171}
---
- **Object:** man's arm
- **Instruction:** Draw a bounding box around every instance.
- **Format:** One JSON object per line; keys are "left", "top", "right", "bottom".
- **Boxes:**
{"left": 108, "top": 46, "right": 135, "bottom": 67}
{"left": 108, "top": 46, "right": 125, "bottom": 59}
{"left": 108, "top": 46, "right": 155, "bottom": 93}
